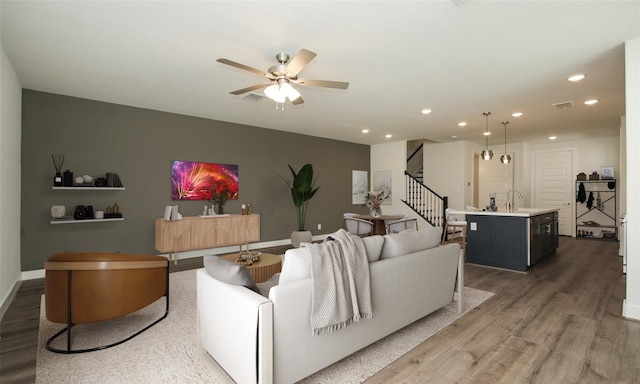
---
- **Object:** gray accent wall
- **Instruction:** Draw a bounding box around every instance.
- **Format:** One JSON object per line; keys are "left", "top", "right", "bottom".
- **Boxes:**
{"left": 21, "top": 90, "right": 370, "bottom": 271}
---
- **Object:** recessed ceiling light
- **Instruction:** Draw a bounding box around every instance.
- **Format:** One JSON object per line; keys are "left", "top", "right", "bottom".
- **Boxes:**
{"left": 584, "top": 99, "right": 599, "bottom": 105}
{"left": 362, "top": 129, "right": 370, "bottom": 134}
{"left": 458, "top": 122, "right": 467, "bottom": 127}
{"left": 451, "top": 135, "right": 458, "bottom": 140}
{"left": 549, "top": 136, "right": 557, "bottom": 140}
{"left": 568, "top": 74, "right": 586, "bottom": 82}
{"left": 385, "top": 134, "right": 393, "bottom": 139}
{"left": 483, "top": 131, "right": 491, "bottom": 136}
{"left": 421, "top": 108, "right": 432, "bottom": 115}
{"left": 512, "top": 112, "right": 523, "bottom": 117}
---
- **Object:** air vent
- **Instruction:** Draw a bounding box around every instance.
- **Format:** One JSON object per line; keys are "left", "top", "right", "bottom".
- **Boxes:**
{"left": 243, "top": 93, "right": 265, "bottom": 102}
{"left": 553, "top": 101, "right": 573, "bottom": 109}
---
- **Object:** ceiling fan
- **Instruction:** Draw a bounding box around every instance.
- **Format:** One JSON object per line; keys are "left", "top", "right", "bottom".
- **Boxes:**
{"left": 217, "top": 49, "right": 349, "bottom": 105}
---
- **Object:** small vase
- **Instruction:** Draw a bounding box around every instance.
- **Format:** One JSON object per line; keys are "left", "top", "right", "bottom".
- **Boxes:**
{"left": 216, "top": 203, "right": 225, "bottom": 215}
{"left": 371, "top": 207, "right": 382, "bottom": 218}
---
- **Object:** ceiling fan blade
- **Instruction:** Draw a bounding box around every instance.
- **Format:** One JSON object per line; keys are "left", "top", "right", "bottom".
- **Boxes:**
{"left": 217, "top": 58, "right": 269, "bottom": 77}
{"left": 284, "top": 49, "right": 317, "bottom": 76}
{"left": 296, "top": 79, "right": 350, "bottom": 89}
{"left": 292, "top": 96, "right": 305, "bottom": 105}
{"left": 230, "top": 83, "right": 270, "bottom": 95}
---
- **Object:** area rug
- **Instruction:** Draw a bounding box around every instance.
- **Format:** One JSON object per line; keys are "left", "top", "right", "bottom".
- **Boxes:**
{"left": 36, "top": 269, "right": 493, "bottom": 384}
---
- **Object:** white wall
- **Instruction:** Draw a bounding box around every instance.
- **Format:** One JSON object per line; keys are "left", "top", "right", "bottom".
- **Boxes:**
{"left": 0, "top": 43, "right": 23, "bottom": 315}
{"left": 370, "top": 140, "right": 420, "bottom": 221}
{"left": 423, "top": 140, "right": 469, "bottom": 210}
{"left": 623, "top": 37, "right": 640, "bottom": 320}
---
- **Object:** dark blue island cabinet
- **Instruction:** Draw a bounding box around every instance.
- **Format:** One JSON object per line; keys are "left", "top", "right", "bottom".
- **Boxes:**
{"left": 464, "top": 210, "right": 558, "bottom": 272}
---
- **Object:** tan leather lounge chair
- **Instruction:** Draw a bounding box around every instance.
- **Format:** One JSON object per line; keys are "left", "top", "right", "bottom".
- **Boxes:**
{"left": 44, "top": 252, "right": 169, "bottom": 353}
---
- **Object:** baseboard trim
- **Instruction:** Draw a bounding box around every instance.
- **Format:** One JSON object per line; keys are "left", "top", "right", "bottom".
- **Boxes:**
{"left": 0, "top": 280, "right": 22, "bottom": 320}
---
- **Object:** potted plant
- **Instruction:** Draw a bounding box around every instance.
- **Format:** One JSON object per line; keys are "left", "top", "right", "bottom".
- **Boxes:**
{"left": 282, "top": 163, "right": 320, "bottom": 247}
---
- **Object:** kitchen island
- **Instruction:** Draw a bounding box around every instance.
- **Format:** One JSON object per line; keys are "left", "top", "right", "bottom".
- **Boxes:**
{"left": 449, "top": 208, "right": 558, "bottom": 272}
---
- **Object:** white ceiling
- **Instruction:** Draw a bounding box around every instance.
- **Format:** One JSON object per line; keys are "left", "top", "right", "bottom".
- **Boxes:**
{"left": 2, "top": 1, "right": 640, "bottom": 146}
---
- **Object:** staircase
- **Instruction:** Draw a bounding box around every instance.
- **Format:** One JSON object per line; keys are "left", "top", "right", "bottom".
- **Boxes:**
{"left": 402, "top": 171, "right": 447, "bottom": 227}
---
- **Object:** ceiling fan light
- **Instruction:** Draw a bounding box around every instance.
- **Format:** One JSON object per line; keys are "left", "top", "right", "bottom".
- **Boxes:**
{"left": 264, "top": 84, "right": 285, "bottom": 102}
{"left": 281, "top": 82, "right": 301, "bottom": 101}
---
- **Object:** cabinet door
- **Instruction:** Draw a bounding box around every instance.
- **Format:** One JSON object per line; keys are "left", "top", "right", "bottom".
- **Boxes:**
{"left": 155, "top": 219, "right": 191, "bottom": 252}
{"left": 492, "top": 217, "right": 527, "bottom": 271}
{"left": 466, "top": 215, "right": 494, "bottom": 266}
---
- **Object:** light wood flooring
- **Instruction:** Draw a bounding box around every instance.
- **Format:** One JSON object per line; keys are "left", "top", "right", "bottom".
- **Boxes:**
{"left": 1, "top": 239, "right": 636, "bottom": 384}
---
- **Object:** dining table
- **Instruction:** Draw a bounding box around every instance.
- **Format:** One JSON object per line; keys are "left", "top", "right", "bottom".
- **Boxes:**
{"left": 355, "top": 214, "right": 404, "bottom": 236}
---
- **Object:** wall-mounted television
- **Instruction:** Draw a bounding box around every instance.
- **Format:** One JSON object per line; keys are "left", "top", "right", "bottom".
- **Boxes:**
{"left": 171, "top": 160, "right": 238, "bottom": 201}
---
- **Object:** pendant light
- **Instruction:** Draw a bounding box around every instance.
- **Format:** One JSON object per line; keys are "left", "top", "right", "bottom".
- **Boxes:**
{"left": 500, "top": 121, "right": 512, "bottom": 164}
{"left": 481, "top": 112, "right": 493, "bottom": 160}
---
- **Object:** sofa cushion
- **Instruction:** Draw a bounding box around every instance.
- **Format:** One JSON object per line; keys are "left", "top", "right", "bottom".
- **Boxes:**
{"left": 203, "top": 255, "right": 260, "bottom": 294}
{"left": 380, "top": 226, "right": 443, "bottom": 259}
{"left": 362, "top": 235, "right": 384, "bottom": 262}
{"left": 279, "top": 247, "right": 312, "bottom": 285}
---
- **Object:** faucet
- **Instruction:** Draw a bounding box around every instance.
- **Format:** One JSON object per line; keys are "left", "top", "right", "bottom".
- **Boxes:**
{"left": 506, "top": 189, "right": 523, "bottom": 212}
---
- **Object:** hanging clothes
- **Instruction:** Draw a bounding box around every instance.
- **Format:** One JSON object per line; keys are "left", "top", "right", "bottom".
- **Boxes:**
{"left": 577, "top": 182, "right": 587, "bottom": 204}
{"left": 586, "top": 191, "right": 594, "bottom": 209}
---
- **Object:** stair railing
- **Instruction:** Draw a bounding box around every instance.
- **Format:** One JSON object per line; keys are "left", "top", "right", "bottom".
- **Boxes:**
{"left": 402, "top": 171, "right": 447, "bottom": 227}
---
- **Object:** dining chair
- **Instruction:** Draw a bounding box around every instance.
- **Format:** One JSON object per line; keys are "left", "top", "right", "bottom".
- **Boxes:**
{"left": 442, "top": 208, "right": 467, "bottom": 251}
{"left": 386, "top": 218, "right": 418, "bottom": 234}
{"left": 343, "top": 212, "right": 359, "bottom": 218}
{"left": 343, "top": 217, "right": 374, "bottom": 237}
{"left": 383, "top": 213, "right": 408, "bottom": 227}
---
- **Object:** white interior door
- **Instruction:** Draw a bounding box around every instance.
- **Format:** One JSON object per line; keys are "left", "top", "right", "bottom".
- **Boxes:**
{"left": 533, "top": 150, "right": 574, "bottom": 236}
{"left": 478, "top": 154, "right": 514, "bottom": 210}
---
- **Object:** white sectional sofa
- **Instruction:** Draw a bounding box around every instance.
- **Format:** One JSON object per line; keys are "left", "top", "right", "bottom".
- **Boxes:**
{"left": 197, "top": 227, "right": 462, "bottom": 384}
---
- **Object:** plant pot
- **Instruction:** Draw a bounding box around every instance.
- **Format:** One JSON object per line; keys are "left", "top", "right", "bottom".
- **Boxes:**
{"left": 291, "top": 230, "right": 312, "bottom": 248}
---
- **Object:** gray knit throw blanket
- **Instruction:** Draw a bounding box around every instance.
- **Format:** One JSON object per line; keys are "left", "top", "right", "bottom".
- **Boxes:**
{"left": 306, "top": 229, "right": 372, "bottom": 336}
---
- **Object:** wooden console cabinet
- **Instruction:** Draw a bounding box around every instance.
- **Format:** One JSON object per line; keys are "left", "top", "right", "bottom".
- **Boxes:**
{"left": 155, "top": 214, "right": 260, "bottom": 263}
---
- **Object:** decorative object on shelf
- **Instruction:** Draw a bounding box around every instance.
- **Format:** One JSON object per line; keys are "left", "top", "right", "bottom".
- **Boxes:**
{"left": 481, "top": 112, "right": 493, "bottom": 160}
{"left": 208, "top": 184, "right": 231, "bottom": 215}
{"left": 86, "top": 205, "right": 94, "bottom": 219}
{"left": 106, "top": 172, "right": 124, "bottom": 187}
{"left": 500, "top": 121, "right": 512, "bottom": 164}
{"left": 63, "top": 170, "right": 73, "bottom": 187}
{"left": 589, "top": 171, "right": 599, "bottom": 180}
{"left": 105, "top": 203, "right": 123, "bottom": 219}
{"left": 73, "top": 205, "right": 88, "bottom": 220}
{"left": 51, "top": 205, "right": 66, "bottom": 219}
{"left": 94, "top": 210, "right": 104, "bottom": 219}
{"left": 95, "top": 177, "right": 107, "bottom": 187}
{"left": 51, "top": 154, "right": 64, "bottom": 186}
{"left": 82, "top": 174, "right": 94, "bottom": 184}
{"left": 171, "top": 160, "right": 238, "bottom": 201}
{"left": 601, "top": 166, "right": 614, "bottom": 179}
{"left": 364, "top": 191, "right": 389, "bottom": 218}
{"left": 281, "top": 163, "right": 320, "bottom": 247}
{"left": 576, "top": 172, "right": 587, "bottom": 181}
{"left": 74, "top": 176, "right": 84, "bottom": 184}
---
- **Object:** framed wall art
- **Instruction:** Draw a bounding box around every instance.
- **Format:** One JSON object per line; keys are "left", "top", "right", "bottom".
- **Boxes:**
{"left": 352, "top": 170, "right": 368, "bottom": 204}
{"left": 171, "top": 160, "right": 239, "bottom": 201}
{"left": 373, "top": 170, "right": 392, "bottom": 205}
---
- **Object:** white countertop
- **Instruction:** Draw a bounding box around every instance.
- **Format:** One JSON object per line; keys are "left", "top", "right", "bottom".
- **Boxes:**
{"left": 448, "top": 208, "right": 558, "bottom": 217}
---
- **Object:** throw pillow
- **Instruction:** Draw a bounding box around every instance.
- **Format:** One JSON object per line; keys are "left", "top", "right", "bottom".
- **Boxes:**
{"left": 380, "top": 226, "right": 443, "bottom": 259}
{"left": 278, "top": 247, "right": 311, "bottom": 285}
{"left": 203, "top": 255, "right": 260, "bottom": 294}
{"left": 362, "top": 235, "right": 384, "bottom": 262}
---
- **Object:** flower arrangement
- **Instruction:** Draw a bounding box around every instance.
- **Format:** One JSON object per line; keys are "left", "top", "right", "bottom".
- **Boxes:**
{"left": 364, "top": 191, "right": 389, "bottom": 217}
{"left": 208, "top": 184, "right": 231, "bottom": 214}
